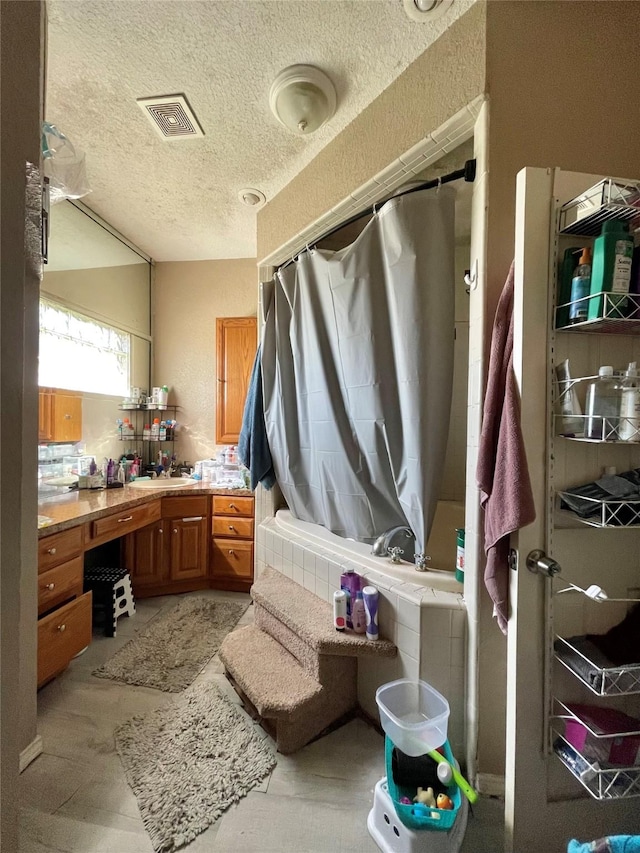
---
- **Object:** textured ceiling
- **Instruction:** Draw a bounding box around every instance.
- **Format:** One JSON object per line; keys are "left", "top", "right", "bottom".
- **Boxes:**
{"left": 46, "top": 0, "right": 473, "bottom": 262}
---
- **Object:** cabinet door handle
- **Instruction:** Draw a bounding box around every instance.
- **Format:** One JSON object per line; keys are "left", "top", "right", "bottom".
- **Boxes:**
{"left": 228, "top": 549, "right": 234, "bottom": 556}
{"left": 159, "top": 528, "right": 163, "bottom": 534}
{"left": 181, "top": 516, "right": 203, "bottom": 522}
{"left": 47, "top": 547, "right": 57, "bottom": 555}
{"left": 118, "top": 515, "right": 133, "bottom": 523}
{"left": 64, "top": 413, "right": 71, "bottom": 419}
{"left": 57, "top": 624, "right": 66, "bottom": 632}
{"left": 45, "top": 583, "right": 55, "bottom": 591}
{"left": 174, "top": 528, "right": 178, "bottom": 534}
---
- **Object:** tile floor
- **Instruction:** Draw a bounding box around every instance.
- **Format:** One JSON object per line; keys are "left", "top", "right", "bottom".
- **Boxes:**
{"left": 20, "top": 590, "right": 504, "bottom": 853}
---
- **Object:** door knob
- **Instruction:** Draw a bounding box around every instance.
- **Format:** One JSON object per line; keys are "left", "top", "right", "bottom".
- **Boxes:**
{"left": 526, "top": 549, "right": 561, "bottom": 578}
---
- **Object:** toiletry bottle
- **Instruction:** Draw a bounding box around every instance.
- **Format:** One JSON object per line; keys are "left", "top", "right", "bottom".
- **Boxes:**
{"left": 619, "top": 362, "right": 640, "bottom": 442}
{"left": 340, "top": 567, "right": 361, "bottom": 629}
{"left": 588, "top": 220, "right": 634, "bottom": 320}
{"left": 159, "top": 421, "right": 167, "bottom": 441}
{"left": 362, "top": 586, "right": 379, "bottom": 641}
{"left": 151, "top": 418, "right": 160, "bottom": 440}
{"left": 568, "top": 247, "right": 592, "bottom": 324}
{"left": 89, "top": 457, "right": 97, "bottom": 475}
{"left": 585, "top": 365, "right": 622, "bottom": 440}
{"left": 455, "top": 528, "right": 465, "bottom": 584}
{"left": 143, "top": 423, "right": 151, "bottom": 440}
{"left": 333, "top": 590, "right": 347, "bottom": 632}
{"left": 352, "top": 591, "right": 366, "bottom": 634}
{"left": 556, "top": 247, "right": 581, "bottom": 328}
{"left": 117, "top": 461, "right": 126, "bottom": 484}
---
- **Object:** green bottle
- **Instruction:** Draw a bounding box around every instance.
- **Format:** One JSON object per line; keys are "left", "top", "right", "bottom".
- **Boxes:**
{"left": 587, "top": 219, "right": 634, "bottom": 321}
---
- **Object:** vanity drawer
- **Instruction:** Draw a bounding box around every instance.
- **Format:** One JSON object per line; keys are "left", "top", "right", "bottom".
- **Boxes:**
{"left": 212, "top": 515, "right": 253, "bottom": 540}
{"left": 38, "top": 556, "right": 83, "bottom": 615}
{"left": 90, "top": 500, "right": 161, "bottom": 545}
{"left": 38, "top": 526, "right": 83, "bottom": 573}
{"left": 37, "top": 591, "right": 92, "bottom": 687}
{"left": 213, "top": 496, "right": 254, "bottom": 518}
{"left": 211, "top": 538, "right": 253, "bottom": 580}
{"left": 162, "top": 495, "right": 209, "bottom": 518}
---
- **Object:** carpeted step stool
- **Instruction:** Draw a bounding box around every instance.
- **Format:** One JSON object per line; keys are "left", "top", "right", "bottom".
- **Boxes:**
{"left": 219, "top": 566, "right": 396, "bottom": 754}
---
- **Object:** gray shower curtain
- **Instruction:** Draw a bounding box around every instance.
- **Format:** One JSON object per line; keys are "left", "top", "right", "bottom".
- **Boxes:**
{"left": 261, "top": 186, "right": 455, "bottom": 553}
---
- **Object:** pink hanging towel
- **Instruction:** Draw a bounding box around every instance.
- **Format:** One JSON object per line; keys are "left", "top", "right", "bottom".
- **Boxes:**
{"left": 476, "top": 262, "right": 535, "bottom": 634}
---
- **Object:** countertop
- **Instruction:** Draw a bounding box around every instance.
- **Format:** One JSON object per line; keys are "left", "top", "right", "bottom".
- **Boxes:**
{"left": 38, "top": 482, "right": 254, "bottom": 537}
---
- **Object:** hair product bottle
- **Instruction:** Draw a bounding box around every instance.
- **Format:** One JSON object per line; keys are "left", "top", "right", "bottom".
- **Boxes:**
{"left": 362, "top": 586, "right": 379, "bottom": 641}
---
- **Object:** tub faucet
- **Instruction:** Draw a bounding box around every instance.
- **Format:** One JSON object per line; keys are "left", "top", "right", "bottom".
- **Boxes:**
{"left": 371, "top": 525, "right": 414, "bottom": 557}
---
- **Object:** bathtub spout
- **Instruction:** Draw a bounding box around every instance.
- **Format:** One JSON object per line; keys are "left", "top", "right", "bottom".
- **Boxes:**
{"left": 371, "top": 525, "right": 414, "bottom": 557}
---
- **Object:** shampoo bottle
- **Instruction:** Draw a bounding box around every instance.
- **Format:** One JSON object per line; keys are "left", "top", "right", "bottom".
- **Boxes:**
{"left": 340, "top": 567, "right": 361, "bottom": 629}
{"left": 588, "top": 220, "right": 634, "bottom": 320}
{"left": 568, "top": 247, "right": 592, "bottom": 324}
{"left": 619, "top": 361, "right": 640, "bottom": 442}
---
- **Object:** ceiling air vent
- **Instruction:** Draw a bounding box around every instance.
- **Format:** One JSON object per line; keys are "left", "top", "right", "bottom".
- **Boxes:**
{"left": 136, "top": 94, "right": 204, "bottom": 140}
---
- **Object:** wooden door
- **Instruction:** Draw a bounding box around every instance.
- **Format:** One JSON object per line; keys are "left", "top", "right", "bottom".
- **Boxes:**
{"left": 38, "top": 389, "right": 53, "bottom": 441}
{"left": 216, "top": 316, "right": 257, "bottom": 443}
{"left": 124, "top": 521, "right": 166, "bottom": 590}
{"left": 51, "top": 392, "right": 82, "bottom": 442}
{"left": 169, "top": 516, "right": 208, "bottom": 581}
{"left": 506, "top": 167, "right": 640, "bottom": 850}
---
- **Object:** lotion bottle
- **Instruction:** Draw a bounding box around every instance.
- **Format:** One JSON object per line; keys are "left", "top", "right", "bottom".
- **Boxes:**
{"left": 362, "top": 586, "right": 379, "bottom": 641}
{"left": 619, "top": 361, "right": 640, "bottom": 442}
{"left": 333, "top": 590, "right": 347, "bottom": 632}
{"left": 352, "top": 591, "right": 366, "bottom": 634}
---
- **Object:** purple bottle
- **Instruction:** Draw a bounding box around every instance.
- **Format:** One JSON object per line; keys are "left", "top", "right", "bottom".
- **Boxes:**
{"left": 340, "top": 567, "right": 362, "bottom": 629}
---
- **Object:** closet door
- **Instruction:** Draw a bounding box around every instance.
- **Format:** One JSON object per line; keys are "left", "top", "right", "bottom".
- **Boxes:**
{"left": 506, "top": 167, "right": 640, "bottom": 851}
{"left": 216, "top": 317, "right": 257, "bottom": 444}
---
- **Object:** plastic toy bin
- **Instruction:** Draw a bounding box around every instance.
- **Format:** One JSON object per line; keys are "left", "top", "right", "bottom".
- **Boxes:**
{"left": 376, "top": 679, "right": 450, "bottom": 756}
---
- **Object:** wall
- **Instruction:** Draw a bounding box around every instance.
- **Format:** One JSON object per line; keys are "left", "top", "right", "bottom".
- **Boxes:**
{"left": 257, "top": 1, "right": 487, "bottom": 262}
{"left": 153, "top": 259, "right": 258, "bottom": 464}
{"left": 0, "top": 0, "right": 43, "bottom": 846}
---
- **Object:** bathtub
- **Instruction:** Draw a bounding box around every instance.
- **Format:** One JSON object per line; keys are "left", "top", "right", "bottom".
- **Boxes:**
{"left": 272, "top": 501, "right": 464, "bottom": 593}
{"left": 256, "top": 500, "right": 467, "bottom": 757}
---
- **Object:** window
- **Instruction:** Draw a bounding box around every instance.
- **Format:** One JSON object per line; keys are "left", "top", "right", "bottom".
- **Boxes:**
{"left": 39, "top": 299, "right": 130, "bottom": 395}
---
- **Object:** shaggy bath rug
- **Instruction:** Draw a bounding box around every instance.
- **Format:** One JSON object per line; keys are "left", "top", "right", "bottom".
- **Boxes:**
{"left": 116, "top": 680, "right": 276, "bottom": 852}
{"left": 94, "top": 596, "right": 249, "bottom": 691}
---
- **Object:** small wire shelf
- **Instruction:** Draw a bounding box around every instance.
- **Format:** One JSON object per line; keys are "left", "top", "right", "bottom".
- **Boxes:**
{"left": 555, "top": 293, "right": 640, "bottom": 334}
{"left": 554, "top": 414, "right": 640, "bottom": 443}
{"left": 557, "top": 491, "right": 640, "bottom": 528}
{"left": 554, "top": 635, "right": 640, "bottom": 696}
{"left": 552, "top": 730, "right": 640, "bottom": 800}
{"left": 559, "top": 178, "right": 640, "bottom": 236}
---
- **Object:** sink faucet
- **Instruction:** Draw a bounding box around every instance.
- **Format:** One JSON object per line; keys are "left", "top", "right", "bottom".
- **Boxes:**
{"left": 371, "top": 525, "right": 414, "bottom": 557}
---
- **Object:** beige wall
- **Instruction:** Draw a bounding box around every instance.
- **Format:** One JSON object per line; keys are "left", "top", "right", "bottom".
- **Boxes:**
{"left": 257, "top": 1, "right": 486, "bottom": 262}
{"left": 1, "top": 0, "right": 43, "bottom": 845}
{"left": 153, "top": 259, "right": 258, "bottom": 464}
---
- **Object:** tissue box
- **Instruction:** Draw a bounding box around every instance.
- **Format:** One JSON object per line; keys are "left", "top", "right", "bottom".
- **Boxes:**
{"left": 565, "top": 704, "right": 640, "bottom": 766}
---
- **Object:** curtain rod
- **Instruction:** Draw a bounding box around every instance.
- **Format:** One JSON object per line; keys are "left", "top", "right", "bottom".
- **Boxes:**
{"left": 278, "top": 158, "right": 476, "bottom": 273}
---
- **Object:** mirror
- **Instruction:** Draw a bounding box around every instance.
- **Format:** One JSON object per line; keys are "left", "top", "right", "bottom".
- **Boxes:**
{"left": 41, "top": 200, "right": 152, "bottom": 458}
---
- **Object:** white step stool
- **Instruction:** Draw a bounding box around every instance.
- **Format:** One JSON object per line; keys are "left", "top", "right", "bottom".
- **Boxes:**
{"left": 368, "top": 778, "right": 468, "bottom": 853}
{"left": 84, "top": 568, "right": 136, "bottom": 637}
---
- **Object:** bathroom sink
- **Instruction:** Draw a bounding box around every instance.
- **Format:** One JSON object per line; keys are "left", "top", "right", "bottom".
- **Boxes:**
{"left": 128, "top": 478, "right": 195, "bottom": 490}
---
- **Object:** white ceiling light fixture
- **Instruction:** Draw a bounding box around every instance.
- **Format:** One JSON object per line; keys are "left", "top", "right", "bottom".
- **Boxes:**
{"left": 269, "top": 64, "right": 336, "bottom": 136}
{"left": 238, "top": 188, "right": 266, "bottom": 208}
{"left": 403, "top": 0, "right": 454, "bottom": 22}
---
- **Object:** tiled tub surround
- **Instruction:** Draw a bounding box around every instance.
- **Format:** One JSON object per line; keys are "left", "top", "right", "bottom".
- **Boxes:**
{"left": 257, "top": 509, "right": 467, "bottom": 758}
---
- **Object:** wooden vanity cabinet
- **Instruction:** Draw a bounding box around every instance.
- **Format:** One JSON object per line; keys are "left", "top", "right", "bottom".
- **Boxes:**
{"left": 125, "top": 495, "right": 209, "bottom": 597}
{"left": 37, "top": 525, "right": 91, "bottom": 687}
{"left": 39, "top": 387, "right": 83, "bottom": 443}
{"left": 210, "top": 495, "right": 254, "bottom": 592}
